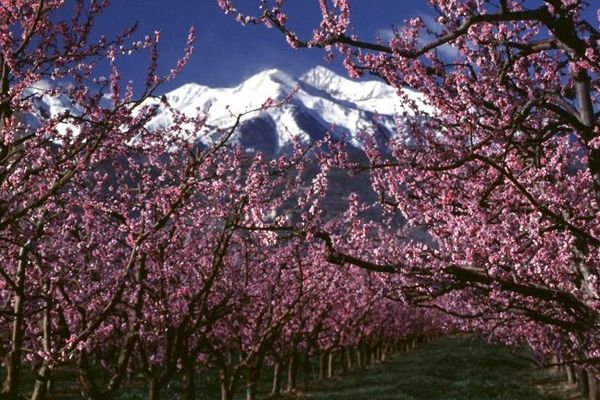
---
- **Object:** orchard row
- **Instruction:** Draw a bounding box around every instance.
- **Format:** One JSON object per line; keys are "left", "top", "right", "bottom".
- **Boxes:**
{"left": 3, "top": 1, "right": 600, "bottom": 400}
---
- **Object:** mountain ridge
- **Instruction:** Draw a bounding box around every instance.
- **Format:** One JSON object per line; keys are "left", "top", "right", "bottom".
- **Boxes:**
{"left": 24, "top": 66, "right": 422, "bottom": 155}
{"left": 147, "top": 66, "right": 418, "bottom": 154}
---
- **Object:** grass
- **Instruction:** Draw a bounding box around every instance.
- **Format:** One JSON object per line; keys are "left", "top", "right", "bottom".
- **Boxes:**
{"left": 297, "top": 337, "right": 561, "bottom": 400}
{"left": 2, "top": 337, "right": 567, "bottom": 399}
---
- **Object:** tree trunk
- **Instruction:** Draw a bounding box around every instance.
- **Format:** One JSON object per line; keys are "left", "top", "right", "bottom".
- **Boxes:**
{"left": 182, "top": 356, "right": 196, "bottom": 400}
{"left": 302, "top": 353, "right": 312, "bottom": 385}
{"left": 245, "top": 361, "right": 262, "bottom": 400}
{"left": 345, "top": 347, "right": 353, "bottom": 371}
{"left": 3, "top": 244, "right": 30, "bottom": 399}
{"left": 588, "top": 371, "right": 599, "bottom": 400}
{"left": 340, "top": 348, "right": 348, "bottom": 375}
{"left": 327, "top": 352, "right": 335, "bottom": 378}
{"left": 567, "top": 365, "right": 577, "bottom": 386}
{"left": 382, "top": 344, "right": 390, "bottom": 361}
{"left": 549, "top": 356, "right": 559, "bottom": 374}
{"left": 578, "top": 368, "right": 590, "bottom": 398}
{"left": 286, "top": 352, "right": 297, "bottom": 392}
{"left": 219, "top": 368, "right": 232, "bottom": 400}
{"left": 318, "top": 353, "right": 327, "bottom": 380}
{"left": 31, "top": 279, "right": 53, "bottom": 400}
{"left": 148, "top": 377, "right": 161, "bottom": 400}
{"left": 78, "top": 351, "right": 103, "bottom": 400}
{"left": 30, "top": 365, "right": 51, "bottom": 400}
{"left": 270, "top": 361, "right": 282, "bottom": 396}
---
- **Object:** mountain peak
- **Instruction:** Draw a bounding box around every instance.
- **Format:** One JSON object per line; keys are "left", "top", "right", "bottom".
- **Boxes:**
{"left": 242, "top": 68, "right": 296, "bottom": 90}
{"left": 302, "top": 65, "right": 339, "bottom": 77}
{"left": 167, "top": 82, "right": 209, "bottom": 104}
{"left": 299, "top": 65, "right": 346, "bottom": 88}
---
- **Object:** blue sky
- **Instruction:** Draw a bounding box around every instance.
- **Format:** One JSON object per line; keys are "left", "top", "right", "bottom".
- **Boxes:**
{"left": 90, "top": 1, "right": 428, "bottom": 92}
{"left": 87, "top": 1, "right": 599, "bottom": 94}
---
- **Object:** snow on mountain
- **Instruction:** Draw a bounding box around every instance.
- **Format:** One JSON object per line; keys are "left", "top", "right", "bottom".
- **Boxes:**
{"left": 22, "top": 66, "right": 425, "bottom": 154}
{"left": 20, "top": 81, "right": 114, "bottom": 140}
{"left": 147, "top": 66, "right": 424, "bottom": 154}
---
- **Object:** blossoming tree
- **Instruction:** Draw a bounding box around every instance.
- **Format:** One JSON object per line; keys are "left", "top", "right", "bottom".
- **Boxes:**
{"left": 219, "top": 0, "right": 600, "bottom": 394}
{"left": 0, "top": 2, "right": 459, "bottom": 400}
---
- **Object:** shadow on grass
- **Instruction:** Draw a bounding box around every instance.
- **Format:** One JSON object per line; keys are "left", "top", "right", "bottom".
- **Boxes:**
{"left": 299, "top": 337, "right": 562, "bottom": 400}
{"left": 1, "top": 337, "right": 567, "bottom": 399}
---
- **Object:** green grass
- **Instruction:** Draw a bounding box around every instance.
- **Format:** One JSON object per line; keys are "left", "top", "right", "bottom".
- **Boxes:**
{"left": 2, "top": 337, "right": 564, "bottom": 399}
{"left": 299, "top": 337, "right": 559, "bottom": 400}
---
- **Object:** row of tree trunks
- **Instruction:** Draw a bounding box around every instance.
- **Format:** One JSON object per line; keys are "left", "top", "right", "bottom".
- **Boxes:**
{"left": 267, "top": 336, "right": 432, "bottom": 398}
{"left": 22, "top": 337, "right": 430, "bottom": 400}
{"left": 269, "top": 353, "right": 300, "bottom": 397}
{"left": 554, "top": 359, "right": 600, "bottom": 400}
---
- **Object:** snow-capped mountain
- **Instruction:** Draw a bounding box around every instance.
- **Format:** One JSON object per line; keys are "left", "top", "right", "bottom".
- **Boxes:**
{"left": 147, "top": 66, "right": 423, "bottom": 154}
{"left": 22, "top": 66, "right": 425, "bottom": 154}
{"left": 21, "top": 66, "right": 429, "bottom": 233}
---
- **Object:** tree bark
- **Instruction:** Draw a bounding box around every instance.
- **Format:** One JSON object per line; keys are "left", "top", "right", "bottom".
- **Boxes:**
{"left": 182, "top": 355, "right": 196, "bottom": 400}
{"left": 588, "top": 371, "right": 599, "bottom": 400}
{"left": 270, "top": 361, "right": 282, "bottom": 396}
{"left": 340, "top": 348, "right": 348, "bottom": 375}
{"left": 148, "top": 377, "right": 161, "bottom": 400}
{"left": 30, "top": 365, "right": 51, "bottom": 400}
{"left": 318, "top": 353, "right": 327, "bottom": 380}
{"left": 356, "top": 346, "right": 363, "bottom": 368}
{"left": 31, "top": 279, "right": 53, "bottom": 400}
{"left": 78, "top": 351, "right": 103, "bottom": 400}
{"left": 327, "top": 352, "right": 335, "bottom": 378}
{"left": 301, "top": 353, "right": 312, "bottom": 385}
{"left": 2, "top": 243, "right": 30, "bottom": 399}
{"left": 219, "top": 368, "right": 232, "bottom": 400}
{"left": 286, "top": 352, "right": 297, "bottom": 392}
{"left": 245, "top": 360, "right": 262, "bottom": 400}
{"left": 578, "top": 368, "right": 590, "bottom": 398}
{"left": 382, "top": 344, "right": 389, "bottom": 361}
{"left": 567, "top": 365, "right": 577, "bottom": 386}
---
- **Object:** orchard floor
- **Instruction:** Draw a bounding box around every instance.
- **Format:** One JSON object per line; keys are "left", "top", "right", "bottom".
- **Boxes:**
{"left": 7, "top": 337, "right": 580, "bottom": 399}
{"left": 280, "top": 337, "right": 574, "bottom": 400}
